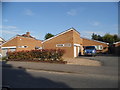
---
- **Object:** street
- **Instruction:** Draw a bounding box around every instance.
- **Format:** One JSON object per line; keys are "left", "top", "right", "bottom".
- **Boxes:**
{"left": 2, "top": 67, "right": 118, "bottom": 88}
{"left": 2, "top": 56, "right": 118, "bottom": 88}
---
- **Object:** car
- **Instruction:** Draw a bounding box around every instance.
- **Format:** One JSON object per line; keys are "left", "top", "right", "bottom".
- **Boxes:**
{"left": 84, "top": 46, "right": 97, "bottom": 56}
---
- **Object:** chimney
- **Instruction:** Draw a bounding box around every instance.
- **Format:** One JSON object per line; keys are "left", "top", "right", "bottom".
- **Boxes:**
{"left": 26, "top": 32, "right": 30, "bottom": 37}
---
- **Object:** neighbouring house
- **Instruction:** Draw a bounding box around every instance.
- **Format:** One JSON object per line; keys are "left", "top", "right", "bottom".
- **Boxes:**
{"left": 0, "top": 37, "right": 5, "bottom": 45}
{"left": 81, "top": 37, "right": 109, "bottom": 53}
{"left": 1, "top": 32, "right": 42, "bottom": 57}
{"left": 113, "top": 41, "right": 120, "bottom": 56}
{"left": 0, "top": 37, "right": 6, "bottom": 55}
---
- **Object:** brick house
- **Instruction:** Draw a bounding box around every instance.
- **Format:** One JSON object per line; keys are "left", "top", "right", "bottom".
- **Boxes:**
{"left": 0, "top": 37, "right": 5, "bottom": 45}
{"left": 42, "top": 28, "right": 84, "bottom": 58}
{"left": 42, "top": 28, "right": 109, "bottom": 58}
{"left": 1, "top": 32, "right": 42, "bottom": 56}
{"left": 1, "top": 28, "right": 109, "bottom": 58}
{"left": 0, "top": 37, "right": 6, "bottom": 54}
{"left": 82, "top": 37, "right": 109, "bottom": 53}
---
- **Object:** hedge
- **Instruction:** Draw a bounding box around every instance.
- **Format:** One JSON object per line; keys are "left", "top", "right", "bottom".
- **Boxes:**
{"left": 7, "top": 49, "right": 65, "bottom": 61}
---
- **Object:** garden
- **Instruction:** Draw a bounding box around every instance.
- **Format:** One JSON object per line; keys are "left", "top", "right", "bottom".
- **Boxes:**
{"left": 6, "top": 49, "right": 67, "bottom": 64}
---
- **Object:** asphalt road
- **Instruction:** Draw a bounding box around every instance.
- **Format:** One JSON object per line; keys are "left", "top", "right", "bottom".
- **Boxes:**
{"left": 2, "top": 56, "right": 118, "bottom": 88}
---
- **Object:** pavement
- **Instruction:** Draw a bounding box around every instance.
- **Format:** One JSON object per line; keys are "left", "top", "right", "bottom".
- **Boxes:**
{"left": 1, "top": 56, "right": 118, "bottom": 76}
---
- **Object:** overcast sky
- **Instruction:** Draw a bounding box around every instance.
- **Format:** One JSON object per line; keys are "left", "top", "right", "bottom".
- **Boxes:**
{"left": 1, "top": 2, "right": 118, "bottom": 40}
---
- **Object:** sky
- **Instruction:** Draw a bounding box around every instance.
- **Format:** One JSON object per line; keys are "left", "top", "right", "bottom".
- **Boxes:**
{"left": 1, "top": 2, "right": 118, "bottom": 40}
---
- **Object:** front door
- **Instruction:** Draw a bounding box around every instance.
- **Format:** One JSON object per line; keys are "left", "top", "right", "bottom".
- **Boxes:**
{"left": 74, "top": 44, "right": 81, "bottom": 57}
{"left": 74, "top": 46, "right": 77, "bottom": 57}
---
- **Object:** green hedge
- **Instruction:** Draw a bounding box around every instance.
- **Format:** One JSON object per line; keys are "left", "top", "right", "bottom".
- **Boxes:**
{"left": 7, "top": 49, "right": 65, "bottom": 61}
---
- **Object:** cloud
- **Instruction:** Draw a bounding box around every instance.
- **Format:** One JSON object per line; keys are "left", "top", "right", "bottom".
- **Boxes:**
{"left": 1, "top": 25, "right": 17, "bottom": 29}
{"left": 25, "top": 9, "right": 34, "bottom": 16}
{"left": 83, "top": 31, "right": 104, "bottom": 34}
{"left": 1, "top": 30, "right": 18, "bottom": 35}
{"left": 67, "top": 9, "right": 77, "bottom": 16}
{"left": 81, "top": 30, "right": 104, "bottom": 39}
{"left": 90, "top": 21, "right": 101, "bottom": 26}
{"left": 3, "top": 19, "right": 8, "bottom": 22}
{"left": 0, "top": 25, "right": 21, "bottom": 35}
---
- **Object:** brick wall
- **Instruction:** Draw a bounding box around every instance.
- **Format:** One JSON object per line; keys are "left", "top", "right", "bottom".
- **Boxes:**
{"left": 82, "top": 38, "right": 108, "bottom": 53}
{"left": 42, "top": 30, "right": 75, "bottom": 58}
{"left": 2, "top": 36, "right": 42, "bottom": 51}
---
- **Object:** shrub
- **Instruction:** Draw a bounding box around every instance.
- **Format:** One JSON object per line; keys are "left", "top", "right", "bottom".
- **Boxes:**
{"left": 7, "top": 49, "right": 65, "bottom": 62}
{"left": 7, "top": 50, "right": 33, "bottom": 60}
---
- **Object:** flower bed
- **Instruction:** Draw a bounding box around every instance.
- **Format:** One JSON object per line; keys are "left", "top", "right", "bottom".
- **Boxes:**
{"left": 7, "top": 49, "right": 66, "bottom": 64}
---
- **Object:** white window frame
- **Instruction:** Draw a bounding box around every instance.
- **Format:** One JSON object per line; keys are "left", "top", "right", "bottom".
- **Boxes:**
{"left": 64, "top": 43, "right": 71, "bottom": 47}
{"left": 18, "top": 45, "right": 28, "bottom": 48}
{"left": 35, "top": 46, "right": 42, "bottom": 49}
{"left": 56, "top": 44, "right": 64, "bottom": 47}
{"left": 95, "top": 45, "right": 103, "bottom": 50}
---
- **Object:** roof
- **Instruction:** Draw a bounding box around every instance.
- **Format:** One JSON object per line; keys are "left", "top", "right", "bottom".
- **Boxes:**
{"left": 81, "top": 37, "right": 109, "bottom": 45}
{"left": 0, "top": 37, "right": 5, "bottom": 42}
{"left": 2, "top": 34, "right": 41, "bottom": 46}
{"left": 42, "top": 28, "right": 80, "bottom": 43}
{"left": 113, "top": 41, "right": 120, "bottom": 44}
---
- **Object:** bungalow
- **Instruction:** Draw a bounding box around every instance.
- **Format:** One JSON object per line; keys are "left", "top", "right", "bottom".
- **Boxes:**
{"left": 42, "top": 28, "right": 84, "bottom": 58}
{"left": 42, "top": 28, "right": 109, "bottom": 58}
{"left": 2, "top": 28, "right": 109, "bottom": 58}
{"left": 0, "top": 37, "right": 5, "bottom": 45}
{"left": 1, "top": 32, "right": 42, "bottom": 56}
{"left": 81, "top": 37, "right": 109, "bottom": 53}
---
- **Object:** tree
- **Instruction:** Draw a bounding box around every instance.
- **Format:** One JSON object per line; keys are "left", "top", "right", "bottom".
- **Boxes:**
{"left": 102, "top": 33, "right": 114, "bottom": 44}
{"left": 44, "top": 33, "right": 54, "bottom": 40}
{"left": 91, "top": 33, "right": 120, "bottom": 44}
{"left": 113, "top": 34, "right": 120, "bottom": 42}
{"left": 92, "top": 33, "right": 98, "bottom": 40}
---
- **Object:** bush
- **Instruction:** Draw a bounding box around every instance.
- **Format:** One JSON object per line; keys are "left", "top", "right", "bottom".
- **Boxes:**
{"left": 7, "top": 49, "right": 65, "bottom": 62}
{"left": 2, "top": 56, "right": 8, "bottom": 60}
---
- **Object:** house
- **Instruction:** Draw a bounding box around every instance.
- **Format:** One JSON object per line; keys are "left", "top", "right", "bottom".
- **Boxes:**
{"left": 1, "top": 32, "right": 42, "bottom": 56}
{"left": 0, "top": 37, "right": 5, "bottom": 45}
{"left": 42, "top": 28, "right": 84, "bottom": 58}
{"left": 81, "top": 37, "right": 109, "bottom": 53}
{"left": 42, "top": 28, "right": 109, "bottom": 58}
{"left": 2, "top": 28, "right": 109, "bottom": 58}
{"left": 0, "top": 37, "right": 6, "bottom": 55}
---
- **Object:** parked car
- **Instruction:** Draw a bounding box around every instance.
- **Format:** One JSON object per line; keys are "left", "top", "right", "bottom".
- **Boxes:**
{"left": 84, "top": 46, "right": 97, "bottom": 56}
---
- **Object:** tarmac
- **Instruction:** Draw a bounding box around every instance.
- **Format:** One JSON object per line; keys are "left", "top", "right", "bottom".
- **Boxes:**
{"left": 1, "top": 60, "right": 117, "bottom": 76}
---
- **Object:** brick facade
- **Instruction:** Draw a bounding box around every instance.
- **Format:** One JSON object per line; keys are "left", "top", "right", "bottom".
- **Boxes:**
{"left": 1, "top": 29, "right": 109, "bottom": 58}
{"left": 2, "top": 32, "right": 42, "bottom": 52}
{"left": 82, "top": 38, "right": 108, "bottom": 53}
{"left": 42, "top": 29, "right": 83, "bottom": 58}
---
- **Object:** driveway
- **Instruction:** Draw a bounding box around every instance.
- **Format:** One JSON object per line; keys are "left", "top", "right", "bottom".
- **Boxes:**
{"left": 79, "top": 55, "right": 118, "bottom": 67}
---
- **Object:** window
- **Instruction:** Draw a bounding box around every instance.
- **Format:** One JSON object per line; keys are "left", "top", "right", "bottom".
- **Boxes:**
{"left": 35, "top": 46, "right": 42, "bottom": 49}
{"left": 64, "top": 43, "right": 71, "bottom": 47}
{"left": 18, "top": 46, "right": 28, "bottom": 48}
{"left": 95, "top": 45, "right": 103, "bottom": 50}
{"left": 56, "top": 44, "right": 64, "bottom": 47}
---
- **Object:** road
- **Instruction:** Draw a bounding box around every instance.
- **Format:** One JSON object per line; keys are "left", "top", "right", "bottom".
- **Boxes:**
{"left": 2, "top": 67, "right": 118, "bottom": 88}
{"left": 2, "top": 56, "right": 118, "bottom": 88}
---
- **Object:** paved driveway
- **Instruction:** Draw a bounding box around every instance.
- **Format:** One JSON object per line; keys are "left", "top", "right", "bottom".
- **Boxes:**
{"left": 79, "top": 56, "right": 118, "bottom": 67}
